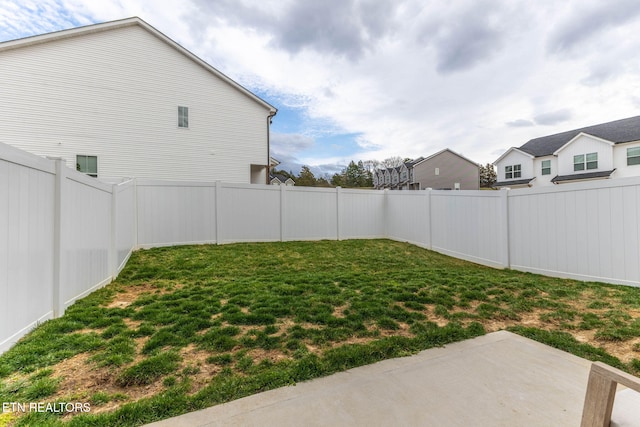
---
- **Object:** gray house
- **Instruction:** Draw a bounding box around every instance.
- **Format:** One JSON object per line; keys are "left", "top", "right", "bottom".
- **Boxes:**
{"left": 412, "top": 149, "right": 480, "bottom": 190}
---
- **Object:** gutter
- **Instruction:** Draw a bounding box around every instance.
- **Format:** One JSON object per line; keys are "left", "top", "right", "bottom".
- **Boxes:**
{"left": 266, "top": 109, "right": 278, "bottom": 184}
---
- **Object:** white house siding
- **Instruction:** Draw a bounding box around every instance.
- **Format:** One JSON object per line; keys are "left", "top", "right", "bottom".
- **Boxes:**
{"left": 0, "top": 23, "right": 272, "bottom": 183}
{"left": 613, "top": 141, "right": 640, "bottom": 178}
{"left": 495, "top": 150, "right": 534, "bottom": 183}
{"left": 532, "top": 156, "right": 555, "bottom": 186}
{"left": 555, "top": 135, "right": 614, "bottom": 176}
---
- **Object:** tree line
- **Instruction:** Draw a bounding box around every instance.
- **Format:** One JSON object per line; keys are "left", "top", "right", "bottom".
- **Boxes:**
{"left": 273, "top": 160, "right": 374, "bottom": 188}
{"left": 276, "top": 159, "right": 497, "bottom": 188}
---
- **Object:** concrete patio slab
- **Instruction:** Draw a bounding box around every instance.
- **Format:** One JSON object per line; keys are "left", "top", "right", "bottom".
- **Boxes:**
{"left": 145, "top": 331, "right": 621, "bottom": 427}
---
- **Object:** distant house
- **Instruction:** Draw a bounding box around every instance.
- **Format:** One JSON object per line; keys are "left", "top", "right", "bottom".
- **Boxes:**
{"left": 269, "top": 173, "right": 295, "bottom": 186}
{"left": 494, "top": 116, "right": 640, "bottom": 188}
{"left": 0, "top": 17, "right": 277, "bottom": 183}
{"left": 412, "top": 149, "right": 480, "bottom": 190}
{"left": 373, "top": 157, "right": 423, "bottom": 190}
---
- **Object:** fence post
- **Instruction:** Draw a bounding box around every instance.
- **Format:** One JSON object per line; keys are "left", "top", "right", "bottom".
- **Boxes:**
{"left": 215, "top": 181, "right": 222, "bottom": 244}
{"left": 109, "top": 183, "right": 117, "bottom": 279}
{"left": 336, "top": 186, "right": 342, "bottom": 240}
{"left": 500, "top": 188, "right": 510, "bottom": 268}
{"left": 425, "top": 188, "right": 433, "bottom": 250}
{"left": 52, "top": 159, "right": 65, "bottom": 318}
{"left": 280, "top": 184, "right": 286, "bottom": 241}
{"left": 383, "top": 188, "right": 389, "bottom": 238}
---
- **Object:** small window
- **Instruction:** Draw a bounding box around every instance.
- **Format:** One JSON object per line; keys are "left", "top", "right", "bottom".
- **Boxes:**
{"left": 574, "top": 153, "right": 597, "bottom": 171}
{"left": 435, "top": 167, "right": 440, "bottom": 176}
{"left": 178, "top": 106, "right": 189, "bottom": 128}
{"left": 541, "top": 160, "right": 551, "bottom": 175}
{"left": 76, "top": 155, "right": 97, "bottom": 177}
{"left": 627, "top": 147, "right": 640, "bottom": 166}
{"left": 513, "top": 164, "right": 521, "bottom": 178}
{"left": 505, "top": 164, "right": 521, "bottom": 179}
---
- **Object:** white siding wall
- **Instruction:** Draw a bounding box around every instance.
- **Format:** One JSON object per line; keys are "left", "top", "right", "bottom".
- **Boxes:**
{"left": 495, "top": 150, "right": 534, "bottom": 181}
{"left": 614, "top": 141, "right": 640, "bottom": 178}
{"left": 0, "top": 24, "right": 270, "bottom": 183}
{"left": 532, "top": 156, "right": 556, "bottom": 186}
{"left": 556, "top": 135, "right": 614, "bottom": 176}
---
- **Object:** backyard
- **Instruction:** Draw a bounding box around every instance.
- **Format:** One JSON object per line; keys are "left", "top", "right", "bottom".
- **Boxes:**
{"left": 1, "top": 239, "right": 640, "bottom": 426}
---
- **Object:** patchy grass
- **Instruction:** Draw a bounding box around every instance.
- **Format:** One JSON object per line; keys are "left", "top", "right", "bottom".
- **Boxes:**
{"left": 1, "top": 239, "right": 640, "bottom": 426}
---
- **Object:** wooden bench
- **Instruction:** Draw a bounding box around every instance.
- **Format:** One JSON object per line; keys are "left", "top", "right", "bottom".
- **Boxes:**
{"left": 581, "top": 362, "right": 640, "bottom": 427}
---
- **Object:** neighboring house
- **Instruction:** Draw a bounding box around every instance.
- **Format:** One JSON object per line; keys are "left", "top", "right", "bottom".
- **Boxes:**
{"left": 494, "top": 116, "right": 640, "bottom": 188}
{"left": 269, "top": 174, "right": 295, "bottom": 186}
{"left": 0, "top": 17, "right": 277, "bottom": 183}
{"left": 412, "top": 149, "right": 480, "bottom": 190}
{"left": 373, "top": 157, "right": 423, "bottom": 190}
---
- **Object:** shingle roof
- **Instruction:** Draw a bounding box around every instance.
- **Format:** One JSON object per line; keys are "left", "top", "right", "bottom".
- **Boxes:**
{"left": 493, "top": 177, "right": 536, "bottom": 187}
{"left": 519, "top": 116, "right": 640, "bottom": 157}
{"left": 550, "top": 170, "right": 616, "bottom": 183}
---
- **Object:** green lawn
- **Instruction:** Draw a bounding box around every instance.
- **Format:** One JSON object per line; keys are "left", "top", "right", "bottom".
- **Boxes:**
{"left": 1, "top": 239, "right": 640, "bottom": 426}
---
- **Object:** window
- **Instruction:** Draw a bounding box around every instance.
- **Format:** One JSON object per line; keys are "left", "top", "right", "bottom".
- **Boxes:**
{"left": 574, "top": 152, "right": 597, "bottom": 171}
{"left": 435, "top": 167, "right": 440, "bottom": 176}
{"left": 628, "top": 147, "right": 640, "bottom": 166}
{"left": 505, "top": 164, "right": 521, "bottom": 179}
{"left": 76, "top": 155, "right": 97, "bottom": 177}
{"left": 541, "top": 160, "right": 551, "bottom": 175}
{"left": 178, "top": 106, "right": 189, "bottom": 128}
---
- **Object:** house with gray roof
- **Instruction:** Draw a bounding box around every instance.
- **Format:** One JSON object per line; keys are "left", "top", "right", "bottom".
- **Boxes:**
{"left": 494, "top": 116, "right": 640, "bottom": 188}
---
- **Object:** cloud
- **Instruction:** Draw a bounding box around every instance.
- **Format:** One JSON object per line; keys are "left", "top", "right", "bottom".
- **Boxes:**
{"left": 534, "top": 109, "right": 572, "bottom": 126}
{"left": 190, "top": 0, "right": 398, "bottom": 60}
{"left": 547, "top": 0, "right": 640, "bottom": 55}
{"left": 270, "top": 132, "right": 315, "bottom": 154}
{"left": 506, "top": 119, "right": 535, "bottom": 127}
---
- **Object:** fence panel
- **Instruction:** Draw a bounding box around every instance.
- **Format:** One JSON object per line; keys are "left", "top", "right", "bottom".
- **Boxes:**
{"left": 0, "top": 144, "right": 56, "bottom": 353}
{"left": 509, "top": 177, "right": 640, "bottom": 286}
{"left": 430, "top": 190, "right": 507, "bottom": 268}
{"left": 136, "top": 180, "right": 216, "bottom": 247}
{"left": 58, "top": 169, "right": 113, "bottom": 311}
{"left": 386, "top": 191, "right": 431, "bottom": 247}
{"left": 217, "top": 183, "right": 280, "bottom": 243}
{"left": 114, "top": 179, "right": 137, "bottom": 272}
{"left": 283, "top": 186, "right": 338, "bottom": 241}
{"left": 340, "top": 189, "right": 386, "bottom": 239}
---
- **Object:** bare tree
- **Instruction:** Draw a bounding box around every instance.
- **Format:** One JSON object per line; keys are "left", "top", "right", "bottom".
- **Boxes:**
{"left": 380, "top": 156, "right": 405, "bottom": 168}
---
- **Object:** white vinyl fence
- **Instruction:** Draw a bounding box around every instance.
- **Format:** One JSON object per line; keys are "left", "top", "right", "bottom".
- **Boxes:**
{"left": 2, "top": 141, "right": 640, "bottom": 354}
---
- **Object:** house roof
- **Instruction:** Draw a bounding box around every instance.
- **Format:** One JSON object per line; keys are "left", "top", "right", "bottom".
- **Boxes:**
{"left": 493, "top": 177, "right": 536, "bottom": 188}
{"left": 519, "top": 116, "right": 640, "bottom": 157}
{"left": 0, "top": 17, "right": 277, "bottom": 115}
{"left": 493, "top": 147, "right": 535, "bottom": 165}
{"left": 270, "top": 173, "right": 294, "bottom": 184}
{"left": 550, "top": 170, "right": 616, "bottom": 184}
{"left": 414, "top": 148, "right": 479, "bottom": 168}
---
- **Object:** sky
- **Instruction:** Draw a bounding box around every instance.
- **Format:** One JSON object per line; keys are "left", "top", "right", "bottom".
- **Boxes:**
{"left": 2, "top": 1, "right": 640, "bottom": 177}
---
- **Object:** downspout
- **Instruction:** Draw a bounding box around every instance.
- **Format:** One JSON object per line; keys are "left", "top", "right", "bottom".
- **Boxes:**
{"left": 266, "top": 109, "right": 278, "bottom": 184}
